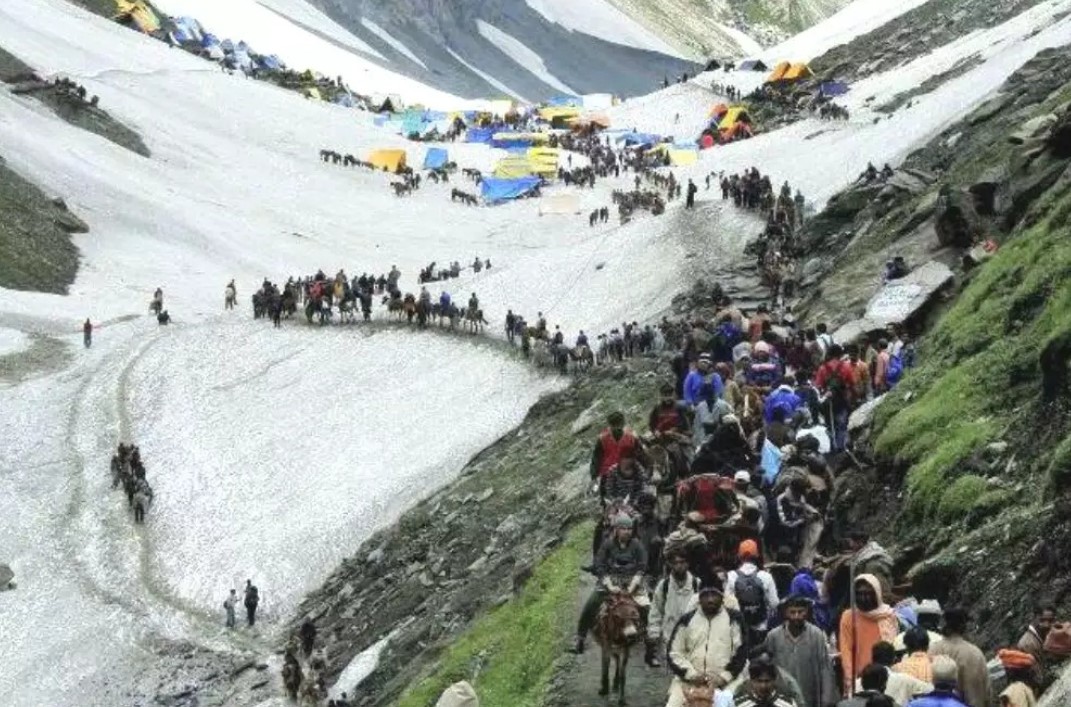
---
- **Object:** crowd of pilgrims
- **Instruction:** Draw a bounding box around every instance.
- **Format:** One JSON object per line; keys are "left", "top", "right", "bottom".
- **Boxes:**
{"left": 563, "top": 293, "right": 1067, "bottom": 707}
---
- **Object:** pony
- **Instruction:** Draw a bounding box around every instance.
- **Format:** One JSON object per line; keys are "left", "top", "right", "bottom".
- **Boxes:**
{"left": 593, "top": 591, "right": 642, "bottom": 705}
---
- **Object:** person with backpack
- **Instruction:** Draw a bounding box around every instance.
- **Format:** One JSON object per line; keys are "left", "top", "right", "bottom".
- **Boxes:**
{"left": 648, "top": 552, "right": 700, "bottom": 668}
{"left": 244, "top": 579, "right": 259, "bottom": 627}
{"left": 726, "top": 540, "right": 779, "bottom": 648}
{"left": 814, "top": 345, "right": 856, "bottom": 452}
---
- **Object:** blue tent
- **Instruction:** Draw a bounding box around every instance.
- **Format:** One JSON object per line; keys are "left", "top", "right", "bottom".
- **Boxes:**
{"left": 481, "top": 176, "right": 541, "bottom": 204}
{"left": 547, "top": 95, "right": 580, "bottom": 107}
{"left": 466, "top": 127, "right": 494, "bottom": 144}
{"left": 492, "top": 134, "right": 533, "bottom": 149}
{"left": 401, "top": 113, "right": 424, "bottom": 136}
{"left": 618, "top": 132, "right": 660, "bottom": 147}
{"left": 423, "top": 147, "right": 448, "bottom": 169}
{"left": 201, "top": 32, "right": 220, "bottom": 48}
{"left": 220, "top": 39, "right": 235, "bottom": 53}
{"left": 257, "top": 54, "right": 282, "bottom": 71}
{"left": 171, "top": 17, "right": 201, "bottom": 43}
{"left": 819, "top": 81, "right": 850, "bottom": 98}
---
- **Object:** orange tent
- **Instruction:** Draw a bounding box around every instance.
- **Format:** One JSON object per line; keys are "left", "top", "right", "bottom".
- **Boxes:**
{"left": 766, "top": 61, "right": 791, "bottom": 83}
{"left": 709, "top": 103, "right": 729, "bottom": 118}
{"left": 783, "top": 62, "right": 814, "bottom": 81}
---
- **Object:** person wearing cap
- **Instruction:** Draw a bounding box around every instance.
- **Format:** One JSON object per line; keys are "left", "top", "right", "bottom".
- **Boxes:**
{"left": 928, "top": 608, "right": 989, "bottom": 707}
{"left": 649, "top": 552, "right": 701, "bottom": 668}
{"left": 734, "top": 657, "right": 799, "bottom": 707}
{"left": 572, "top": 513, "right": 648, "bottom": 655}
{"left": 996, "top": 649, "right": 1038, "bottom": 707}
{"left": 666, "top": 580, "right": 746, "bottom": 707}
{"left": 764, "top": 596, "right": 837, "bottom": 707}
{"left": 904, "top": 655, "right": 970, "bottom": 706}
{"left": 684, "top": 354, "right": 724, "bottom": 407}
{"left": 893, "top": 600, "right": 944, "bottom": 653}
{"left": 726, "top": 540, "right": 780, "bottom": 647}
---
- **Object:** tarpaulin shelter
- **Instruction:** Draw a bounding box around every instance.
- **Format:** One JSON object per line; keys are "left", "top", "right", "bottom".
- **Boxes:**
{"left": 368, "top": 149, "right": 407, "bottom": 172}
{"left": 766, "top": 61, "right": 791, "bottom": 83}
{"left": 201, "top": 32, "right": 220, "bottom": 48}
{"left": 718, "top": 106, "right": 751, "bottom": 131}
{"left": 202, "top": 44, "right": 225, "bottom": 60}
{"left": 170, "top": 16, "right": 202, "bottom": 43}
{"left": 334, "top": 93, "right": 355, "bottom": 107}
{"left": 819, "top": 80, "right": 850, "bottom": 98}
{"left": 466, "top": 127, "right": 494, "bottom": 144}
{"left": 783, "top": 62, "right": 814, "bottom": 81}
{"left": 539, "top": 193, "right": 581, "bottom": 215}
{"left": 492, "top": 133, "right": 533, "bottom": 149}
{"left": 493, "top": 156, "right": 534, "bottom": 178}
{"left": 709, "top": 103, "right": 729, "bottom": 118}
{"left": 526, "top": 147, "right": 559, "bottom": 176}
{"left": 257, "top": 54, "right": 283, "bottom": 71}
{"left": 481, "top": 176, "right": 542, "bottom": 204}
{"left": 538, "top": 106, "right": 581, "bottom": 122}
{"left": 618, "top": 132, "right": 660, "bottom": 147}
{"left": 114, "top": 0, "right": 160, "bottom": 33}
{"left": 423, "top": 147, "right": 449, "bottom": 170}
{"left": 738, "top": 59, "right": 768, "bottom": 71}
{"left": 669, "top": 149, "right": 698, "bottom": 166}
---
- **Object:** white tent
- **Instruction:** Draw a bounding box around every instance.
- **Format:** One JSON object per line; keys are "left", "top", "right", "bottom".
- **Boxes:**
{"left": 539, "top": 192, "right": 581, "bottom": 215}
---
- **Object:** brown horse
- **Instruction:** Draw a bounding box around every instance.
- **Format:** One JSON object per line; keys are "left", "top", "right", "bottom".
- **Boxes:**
{"left": 593, "top": 592, "right": 642, "bottom": 705}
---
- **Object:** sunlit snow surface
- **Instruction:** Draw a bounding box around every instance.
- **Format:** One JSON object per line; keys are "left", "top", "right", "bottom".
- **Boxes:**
{"left": 129, "top": 323, "right": 558, "bottom": 618}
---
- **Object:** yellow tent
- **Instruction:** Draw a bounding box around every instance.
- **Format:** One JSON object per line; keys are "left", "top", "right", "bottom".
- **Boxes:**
{"left": 527, "top": 147, "right": 559, "bottom": 176}
{"left": 766, "top": 61, "right": 791, "bottom": 83}
{"left": 115, "top": 0, "right": 160, "bottom": 33}
{"left": 493, "top": 156, "right": 533, "bottom": 178}
{"left": 669, "top": 149, "right": 698, "bottom": 166}
{"left": 368, "top": 149, "right": 407, "bottom": 172}
{"left": 538, "top": 106, "right": 581, "bottom": 122}
{"left": 718, "top": 106, "right": 752, "bottom": 130}
{"left": 783, "top": 62, "right": 814, "bottom": 81}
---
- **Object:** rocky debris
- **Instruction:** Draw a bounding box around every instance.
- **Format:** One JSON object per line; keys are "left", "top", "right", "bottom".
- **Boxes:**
{"left": 1048, "top": 106, "right": 1071, "bottom": 158}
{"left": 834, "top": 261, "right": 954, "bottom": 342}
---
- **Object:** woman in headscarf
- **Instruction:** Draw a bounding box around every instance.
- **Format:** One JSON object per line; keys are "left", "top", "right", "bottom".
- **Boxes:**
{"left": 838, "top": 573, "right": 900, "bottom": 695}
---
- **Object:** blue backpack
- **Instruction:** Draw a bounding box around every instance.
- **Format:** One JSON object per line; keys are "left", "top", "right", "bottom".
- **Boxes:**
{"left": 886, "top": 354, "right": 904, "bottom": 387}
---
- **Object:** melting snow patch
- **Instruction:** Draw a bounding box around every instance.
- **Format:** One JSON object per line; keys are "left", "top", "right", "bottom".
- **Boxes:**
{"left": 329, "top": 631, "right": 397, "bottom": 699}
{"left": 360, "top": 17, "right": 428, "bottom": 69}
{"left": 477, "top": 20, "right": 579, "bottom": 95}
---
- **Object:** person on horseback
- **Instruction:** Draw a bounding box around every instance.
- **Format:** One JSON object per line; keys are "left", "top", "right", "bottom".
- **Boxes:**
{"left": 439, "top": 291, "right": 451, "bottom": 309}
{"left": 419, "top": 286, "right": 431, "bottom": 305}
{"left": 602, "top": 448, "right": 647, "bottom": 506}
{"left": 472, "top": 257, "right": 483, "bottom": 273}
{"left": 590, "top": 412, "right": 640, "bottom": 496}
{"left": 666, "top": 581, "right": 746, "bottom": 707}
{"left": 468, "top": 292, "right": 479, "bottom": 314}
{"left": 577, "top": 330, "right": 589, "bottom": 349}
{"left": 572, "top": 514, "right": 648, "bottom": 655}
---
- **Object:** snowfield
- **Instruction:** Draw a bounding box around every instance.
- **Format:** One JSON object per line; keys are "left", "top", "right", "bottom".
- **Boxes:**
{"left": 2, "top": 0, "right": 1070, "bottom": 703}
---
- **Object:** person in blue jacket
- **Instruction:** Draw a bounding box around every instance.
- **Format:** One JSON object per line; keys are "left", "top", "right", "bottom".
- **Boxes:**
{"left": 763, "top": 377, "right": 804, "bottom": 423}
{"left": 683, "top": 354, "right": 723, "bottom": 406}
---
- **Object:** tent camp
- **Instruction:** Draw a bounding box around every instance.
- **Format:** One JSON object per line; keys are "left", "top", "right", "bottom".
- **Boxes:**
{"left": 819, "top": 80, "right": 850, "bottom": 98}
{"left": 783, "top": 62, "right": 814, "bottom": 81}
{"left": 257, "top": 54, "right": 283, "bottom": 71}
{"left": 481, "top": 176, "right": 541, "bottom": 204}
{"left": 738, "top": 59, "right": 768, "bottom": 72}
{"left": 368, "top": 149, "right": 407, "bottom": 172}
{"left": 465, "top": 127, "right": 494, "bottom": 144}
{"left": 539, "top": 192, "right": 581, "bottom": 215}
{"left": 527, "top": 147, "right": 559, "bottom": 177}
{"left": 538, "top": 106, "right": 581, "bottom": 128}
{"left": 114, "top": 0, "right": 160, "bottom": 33}
{"left": 766, "top": 61, "right": 791, "bottom": 83}
{"left": 202, "top": 44, "right": 225, "bottom": 61}
{"left": 170, "top": 16, "right": 202, "bottom": 43}
{"left": 718, "top": 107, "right": 751, "bottom": 131}
{"left": 709, "top": 103, "right": 729, "bottom": 119}
{"left": 618, "top": 132, "right": 661, "bottom": 147}
{"left": 423, "top": 148, "right": 449, "bottom": 170}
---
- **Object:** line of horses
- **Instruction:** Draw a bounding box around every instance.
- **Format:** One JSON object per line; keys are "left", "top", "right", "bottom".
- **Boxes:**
{"left": 109, "top": 443, "right": 154, "bottom": 524}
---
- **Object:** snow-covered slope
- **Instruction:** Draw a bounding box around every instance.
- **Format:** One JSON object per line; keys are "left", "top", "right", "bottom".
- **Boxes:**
{"left": 2, "top": 0, "right": 1070, "bottom": 703}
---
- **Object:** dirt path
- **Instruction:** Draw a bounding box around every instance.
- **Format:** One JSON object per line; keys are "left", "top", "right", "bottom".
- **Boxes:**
{"left": 549, "top": 572, "right": 672, "bottom": 707}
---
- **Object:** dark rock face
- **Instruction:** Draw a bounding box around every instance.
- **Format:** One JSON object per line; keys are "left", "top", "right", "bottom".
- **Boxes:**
{"left": 934, "top": 187, "right": 982, "bottom": 248}
{"left": 306, "top": 0, "right": 699, "bottom": 100}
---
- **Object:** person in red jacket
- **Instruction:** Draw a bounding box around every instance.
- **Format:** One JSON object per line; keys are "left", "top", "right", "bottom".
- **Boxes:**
{"left": 813, "top": 344, "right": 856, "bottom": 451}
{"left": 590, "top": 411, "right": 638, "bottom": 489}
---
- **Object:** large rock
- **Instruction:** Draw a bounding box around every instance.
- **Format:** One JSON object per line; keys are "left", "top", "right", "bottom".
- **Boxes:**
{"left": 1046, "top": 107, "right": 1071, "bottom": 158}
{"left": 848, "top": 394, "right": 888, "bottom": 433}
{"left": 436, "top": 681, "right": 479, "bottom": 707}
{"left": 1008, "top": 113, "right": 1059, "bottom": 145}
{"left": 834, "top": 261, "right": 954, "bottom": 342}
{"left": 934, "top": 187, "right": 982, "bottom": 248}
{"left": 968, "top": 165, "right": 1008, "bottom": 215}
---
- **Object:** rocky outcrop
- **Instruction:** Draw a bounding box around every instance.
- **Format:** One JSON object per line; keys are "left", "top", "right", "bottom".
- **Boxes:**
{"left": 934, "top": 187, "right": 983, "bottom": 248}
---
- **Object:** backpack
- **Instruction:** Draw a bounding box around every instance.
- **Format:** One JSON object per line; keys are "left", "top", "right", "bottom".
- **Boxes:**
{"left": 886, "top": 354, "right": 904, "bottom": 388}
{"left": 824, "top": 363, "right": 849, "bottom": 410}
{"left": 735, "top": 572, "right": 767, "bottom": 627}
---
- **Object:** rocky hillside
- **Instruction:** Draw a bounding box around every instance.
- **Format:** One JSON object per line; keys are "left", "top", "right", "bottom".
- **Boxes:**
{"left": 790, "top": 44, "right": 1071, "bottom": 649}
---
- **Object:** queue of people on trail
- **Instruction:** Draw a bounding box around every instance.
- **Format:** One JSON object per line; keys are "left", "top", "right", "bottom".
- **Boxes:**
{"left": 109, "top": 443, "right": 153, "bottom": 524}
{"left": 564, "top": 291, "right": 1067, "bottom": 707}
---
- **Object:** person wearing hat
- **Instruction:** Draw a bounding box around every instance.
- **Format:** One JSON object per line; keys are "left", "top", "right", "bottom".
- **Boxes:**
{"left": 666, "top": 580, "right": 746, "bottom": 707}
{"left": 571, "top": 513, "right": 648, "bottom": 655}
{"left": 733, "top": 657, "right": 799, "bottom": 707}
{"left": 726, "top": 540, "right": 780, "bottom": 647}
{"left": 764, "top": 595, "right": 837, "bottom": 707}
{"left": 894, "top": 600, "right": 944, "bottom": 653}
{"left": 928, "top": 608, "right": 989, "bottom": 707}
{"left": 996, "top": 649, "right": 1037, "bottom": 707}
{"left": 904, "top": 655, "right": 970, "bottom": 706}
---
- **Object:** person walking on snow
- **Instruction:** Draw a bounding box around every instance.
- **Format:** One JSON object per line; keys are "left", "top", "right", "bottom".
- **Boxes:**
{"left": 223, "top": 589, "right": 237, "bottom": 628}
{"left": 686, "top": 179, "right": 698, "bottom": 209}
{"left": 244, "top": 579, "right": 259, "bottom": 627}
{"left": 83, "top": 318, "right": 92, "bottom": 348}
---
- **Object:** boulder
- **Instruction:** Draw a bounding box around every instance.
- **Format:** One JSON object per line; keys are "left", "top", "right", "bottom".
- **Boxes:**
{"left": 824, "top": 184, "right": 879, "bottom": 220}
{"left": 885, "top": 170, "right": 930, "bottom": 196}
{"left": 848, "top": 394, "right": 887, "bottom": 433}
{"left": 968, "top": 165, "right": 1008, "bottom": 215}
{"left": 1008, "top": 113, "right": 1058, "bottom": 145}
{"left": 436, "top": 680, "right": 479, "bottom": 707}
{"left": 934, "top": 187, "right": 982, "bottom": 248}
{"left": 1046, "top": 107, "right": 1071, "bottom": 158}
{"left": 835, "top": 261, "right": 955, "bottom": 342}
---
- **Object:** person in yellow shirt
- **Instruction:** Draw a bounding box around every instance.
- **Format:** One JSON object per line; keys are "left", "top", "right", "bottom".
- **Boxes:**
{"left": 894, "top": 628, "right": 934, "bottom": 684}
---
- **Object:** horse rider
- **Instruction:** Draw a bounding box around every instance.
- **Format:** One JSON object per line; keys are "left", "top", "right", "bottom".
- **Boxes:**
{"left": 590, "top": 411, "right": 640, "bottom": 497}
{"left": 468, "top": 292, "right": 479, "bottom": 315}
{"left": 419, "top": 286, "right": 431, "bottom": 306}
{"left": 440, "top": 291, "right": 452, "bottom": 310}
{"left": 572, "top": 513, "right": 648, "bottom": 655}
{"left": 473, "top": 257, "right": 483, "bottom": 273}
{"left": 577, "top": 330, "right": 589, "bottom": 349}
{"left": 225, "top": 280, "right": 237, "bottom": 310}
{"left": 665, "top": 581, "right": 747, "bottom": 707}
